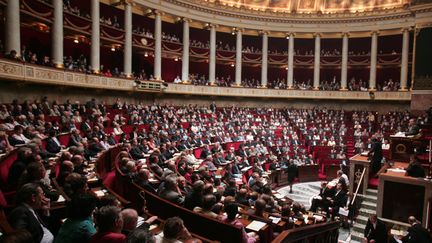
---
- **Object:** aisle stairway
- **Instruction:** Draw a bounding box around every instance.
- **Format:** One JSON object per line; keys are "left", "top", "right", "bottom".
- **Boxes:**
{"left": 350, "top": 189, "right": 378, "bottom": 243}
{"left": 277, "top": 181, "right": 321, "bottom": 208}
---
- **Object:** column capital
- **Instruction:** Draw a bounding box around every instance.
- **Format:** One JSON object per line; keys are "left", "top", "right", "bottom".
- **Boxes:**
{"left": 153, "top": 9, "right": 164, "bottom": 16}
{"left": 370, "top": 30, "right": 380, "bottom": 36}
{"left": 313, "top": 32, "right": 321, "bottom": 38}
{"left": 232, "top": 27, "right": 244, "bottom": 34}
{"left": 123, "top": 0, "right": 135, "bottom": 6}
{"left": 400, "top": 27, "right": 412, "bottom": 33}
{"left": 205, "top": 23, "right": 218, "bottom": 29}
{"left": 259, "top": 30, "right": 270, "bottom": 36}
{"left": 341, "top": 32, "right": 350, "bottom": 38}
{"left": 181, "top": 17, "right": 192, "bottom": 23}
{"left": 286, "top": 32, "right": 295, "bottom": 38}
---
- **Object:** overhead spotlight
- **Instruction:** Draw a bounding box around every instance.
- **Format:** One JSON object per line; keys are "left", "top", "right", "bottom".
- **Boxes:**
{"left": 174, "top": 57, "right": 179, "bottom": 61}
{"left": 74, "top": 39, "right": 79, "bottom": 43}
{"left": 144, "top": 52, "right": 148, "bottom": 57}
{"left": 111, "top": 46, "right": 116, "bottom": 51}
{"left": 230, "top": 63, "right": 235, "bottom": 67}
{"left": 285, "top": 67, "right": 288, "bottom": 70}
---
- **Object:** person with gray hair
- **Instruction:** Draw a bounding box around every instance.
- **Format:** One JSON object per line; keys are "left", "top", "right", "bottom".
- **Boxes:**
{"left": 158, "top": 176, "right": 184, "bottom": 206}
{"left": 121, "top": 208, "right": 158, "bottom": 239}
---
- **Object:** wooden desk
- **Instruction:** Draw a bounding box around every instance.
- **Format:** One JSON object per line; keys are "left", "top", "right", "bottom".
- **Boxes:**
{"left": 377, "top": 169, "right": 432, "bottom": 228}
{"left": 298, "top": 164, "right": 319, "bottom": 182}
{"left": 389, "top": 136, "right": 416, "bottom": 162}
{"left": 349, "top": 154, "right": 370, "bottom": 195}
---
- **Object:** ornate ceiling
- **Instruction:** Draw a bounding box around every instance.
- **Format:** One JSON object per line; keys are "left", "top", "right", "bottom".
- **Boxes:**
{"left": 204, "top": 0, "right": 411, "bottom": 13}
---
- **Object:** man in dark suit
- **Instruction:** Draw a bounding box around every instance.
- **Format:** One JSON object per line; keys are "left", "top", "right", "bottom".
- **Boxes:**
{"left": 405, "top": 118, "right": 420, "bottom": 136}
{"left": 368, "top": 137, "right": 383, "bottom": 175}
{"left": 309, "top": 182, "right": 335, "bottom": 212}
{"left": 8, "top": 183, "right": 53, "bottom": 243}
{"left": 405, "top": 156, "right": 426, "bottom": 178}
{"left": 402, "top": 216, "right": 432, "bottom": 243}
{"left": 7, "top": 147, "right": 34, "bottom": 189}
{"left": 329, "top": 183, "right": 348, "bottom": 219}
{"left": 364, "top": 214, "right": 388, "bottom": 243}
{"left": 158, "top": 177, "right": 184, "bottom": 206}
{"left": 46, "top": 130, "right": 62, "bottom": 154}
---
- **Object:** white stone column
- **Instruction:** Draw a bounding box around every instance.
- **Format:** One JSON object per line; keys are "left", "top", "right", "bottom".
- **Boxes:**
{"left": 52, "top": 0, "right": 63, "bottom": 68}
{"left": 313, "top": 33, "right": 321, "bottom": 89}
{"left": 400, "top": 28, "right": 409, "bottom": 91}
{"left": 91, "top": 0, "right": 100, "bottom": 73}
{"left": 5, "top": 0, "right": 21, "bottom": 55}
{"left": 340, "top": 32, "right": 349, "bottom": 90}
{"left": 235, "top": 29, "right": 242, "bottom": 86}
{"left": 123, "top": 3, "right": 132, "bottom": 77}
{"left": 209, "top": 24, "right": 216, "bottom": 85}
{"left": 369, "top": 31, "right": 378, "bottom": 90}
{"left": 287, "top": 33, "right": 295, "bottom": 89}
{"left": 154, "top": 11, "right": 162, "bottom": 80}
{"left": 261, "top": 31, "right": 268, "bottom": 87}
{"left": 181, "top": 19, "right": 190, "bottom": 82}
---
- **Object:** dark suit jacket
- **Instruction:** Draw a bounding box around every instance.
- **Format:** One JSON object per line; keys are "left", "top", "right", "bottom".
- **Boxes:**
{"left": 402, "top": 223, "right": 432, "bottom": 243}
{"left": 159, "top": 189, "right": 184, "bottom": 206}
{"left": 46, "top": 137, "right": 61, "bottom": 154}
{"left": 7, "top": 160, "right": 27, "bottom": 189}
{"left": 369, "top": 140, "right": 383, "bottom": 173}
{"left": 8, "top": 204, "right": 44, "bottom": 243}
{"left": 364, "top": 218, "right": 388, "bottom": 243}
{"left": 406, "top": 163, "right": 426, "bottom": 178}
{"left": 405, "top": 124, "right": 420, "bottom": 136}
{"left": 184, "top": 192, "right": 203, "bottom": 210}
{"left": 332, "top": 190, "right": 348, "bottom": 208}
{"left": 130, "top": 146, "right": 145, "bottom": 160}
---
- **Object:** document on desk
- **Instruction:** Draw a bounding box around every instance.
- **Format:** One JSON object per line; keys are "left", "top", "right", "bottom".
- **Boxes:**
{"left": 137, "top": 216, "right": 145, "bottom": 227}
{"left": 241, "top": 166, "right": 252, "bottom": 172}
{"left": 94, "top": 190, "right": 105, "bottom": 197}
{"left": 269, "top": 216, "right": 281, "bottom": 224}
{"left": 387, "top": 168, "right": 406, "bottom": 173}
{"left": 246, "top": 220, "right": 267, "bottom": 231}
{"left": 57, "top": 195, "right": 66, "bottom": 203}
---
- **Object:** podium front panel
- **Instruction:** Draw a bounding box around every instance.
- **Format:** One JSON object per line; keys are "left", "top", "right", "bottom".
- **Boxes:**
{"left": 382, "top": 181, "right": 425, "bottom": 222}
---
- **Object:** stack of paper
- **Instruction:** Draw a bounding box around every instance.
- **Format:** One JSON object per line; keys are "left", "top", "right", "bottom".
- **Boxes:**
{"left": 94, "top": 190, "right": 105, "bottom": 197}
{"left": 57, "top": 195, "right": 66, "bottom": 203}
{"left": 269, "top": 216, "right": 281, "bottom": 224}
{"left": 246, "top": 220, "right": 267, "bottom": 231}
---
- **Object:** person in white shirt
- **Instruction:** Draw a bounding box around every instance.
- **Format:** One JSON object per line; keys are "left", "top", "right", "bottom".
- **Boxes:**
{"left": 11, "top": 125, "right": 31, "bottom": 145}
{"left": 113, "top": 123, "right": 123, "bottom": 136}
{"left": 174, "top": 76, "right": 182, "bottom": 84}
{"left": 381, "top": 139, "right": 390, "bottom": 150}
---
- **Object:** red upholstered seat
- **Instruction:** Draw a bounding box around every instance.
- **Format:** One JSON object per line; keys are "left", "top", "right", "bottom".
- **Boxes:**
{"left": 368, "top": 177, "right": 379, "bottom": 189}
{"left": 58, "top": 133, "right": 71, "bottom": 147}
{"left": 0, "top": 190, "right": 7, "bottom": 208}
{"left": 0, "top": 149, "right": 18, "bottom": 189}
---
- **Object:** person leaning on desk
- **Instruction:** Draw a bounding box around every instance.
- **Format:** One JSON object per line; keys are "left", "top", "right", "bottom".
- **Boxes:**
{"left": 405, "top": 118, "right": 420, "bottom": 136}
{"left": 405, "top": 155, "right": 426, "bottom": 178}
